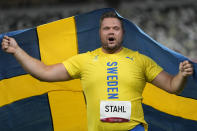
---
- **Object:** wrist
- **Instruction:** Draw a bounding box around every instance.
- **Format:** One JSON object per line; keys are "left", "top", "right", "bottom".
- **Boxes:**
{"left": 13, "top": 46, "right": 22, "bottom": 56}
{"left": 178, "top": 71, "right": 188, "bottom": 79}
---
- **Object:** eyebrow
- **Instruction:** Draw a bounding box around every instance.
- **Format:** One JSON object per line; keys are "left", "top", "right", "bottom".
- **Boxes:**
{"left": 102, "top": 25, "right": 121, "bottom": 28}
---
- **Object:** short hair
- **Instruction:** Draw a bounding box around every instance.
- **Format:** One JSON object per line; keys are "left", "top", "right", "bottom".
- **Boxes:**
{"left": 100, "top": 11, "right": 124, "bottom": 30}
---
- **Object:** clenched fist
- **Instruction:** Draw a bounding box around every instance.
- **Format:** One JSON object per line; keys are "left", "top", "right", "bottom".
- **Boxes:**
{"left": 1, "top": 36, "right": 19, "bottom": 54}
{"left": 179, "top": 60, "right": 194, "bottom": 77}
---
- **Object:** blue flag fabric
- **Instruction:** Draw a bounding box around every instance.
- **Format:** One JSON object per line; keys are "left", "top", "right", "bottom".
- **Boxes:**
{"left": 0, "top": 94, "right": 53, "bottom": 131}
{"left": 0, "top": 28, "right": 40, "bottom": 80}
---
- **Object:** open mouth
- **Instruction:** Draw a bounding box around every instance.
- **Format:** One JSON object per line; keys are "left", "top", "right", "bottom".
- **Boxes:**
{"left": 108, "top": 37, "right": 115, "bottom": 42}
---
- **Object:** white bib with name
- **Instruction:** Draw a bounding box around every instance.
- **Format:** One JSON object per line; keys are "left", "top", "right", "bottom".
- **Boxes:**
{"left": 100, "top": 101, "right": 131, "bottom": 123}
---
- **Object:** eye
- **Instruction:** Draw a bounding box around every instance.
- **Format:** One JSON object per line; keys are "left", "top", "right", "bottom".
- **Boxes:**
{"left": 114, "top": 26, "right": 120, "bottom": 30}
{"left": 103, "top": 27, "right": 110, "bottom": 30}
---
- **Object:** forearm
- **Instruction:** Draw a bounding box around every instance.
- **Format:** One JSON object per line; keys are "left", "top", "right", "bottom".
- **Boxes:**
{"left": 14, "top": 47, "right": 48, "bottom": 80}
{"left": 170, "top": 72, "right": 187, "bottom": 94}
{"left": 151, "top": 61, "right": 193, "bottom": 95}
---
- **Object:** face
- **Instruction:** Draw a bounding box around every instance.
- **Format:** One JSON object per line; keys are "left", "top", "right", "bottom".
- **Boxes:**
{"left": 100, "top": 18, "right": 124, "bottom": 53}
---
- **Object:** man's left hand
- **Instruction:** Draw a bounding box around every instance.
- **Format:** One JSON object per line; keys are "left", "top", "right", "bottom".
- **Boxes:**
{"left": 179, "top": 60, "right": 194, "bottom": 77}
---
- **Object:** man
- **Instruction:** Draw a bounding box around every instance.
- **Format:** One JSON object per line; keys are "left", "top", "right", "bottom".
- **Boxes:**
{"left": 1, "top": 11, "right": 193, "bottom": 131}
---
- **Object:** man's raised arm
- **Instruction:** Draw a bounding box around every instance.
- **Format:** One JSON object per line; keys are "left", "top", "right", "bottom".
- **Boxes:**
{"left": 151, "top": 60, "right": 194, "bottom": 94}
{"left": 1, "top": 36, "right": 72, "bottom": 82}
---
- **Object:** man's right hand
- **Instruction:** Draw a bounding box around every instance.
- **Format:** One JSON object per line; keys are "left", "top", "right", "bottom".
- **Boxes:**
{"left": 1, "top": 36, "right": 19, "bottom": 54}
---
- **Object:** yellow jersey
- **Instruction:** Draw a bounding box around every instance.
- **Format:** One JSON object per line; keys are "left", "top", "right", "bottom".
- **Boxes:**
{"left": 63, "top": 47, "right": 163, "bottom": 131}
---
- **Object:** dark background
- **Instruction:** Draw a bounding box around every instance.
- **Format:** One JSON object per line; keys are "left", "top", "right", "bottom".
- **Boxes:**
{"left": 0, "top": 0, "right": 196, "bottom": 59}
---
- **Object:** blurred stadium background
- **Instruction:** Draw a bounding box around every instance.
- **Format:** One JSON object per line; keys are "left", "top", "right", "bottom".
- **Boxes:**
{"left": 0, "top": 0, "right": 196, "bottom": 59}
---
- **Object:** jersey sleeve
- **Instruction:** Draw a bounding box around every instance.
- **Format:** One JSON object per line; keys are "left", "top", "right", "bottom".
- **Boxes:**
{"left": 62, "top": 53, "right": 86, "bottom": 79}
{"left": 139, "top": 53, "right": 163, "bottom": 82}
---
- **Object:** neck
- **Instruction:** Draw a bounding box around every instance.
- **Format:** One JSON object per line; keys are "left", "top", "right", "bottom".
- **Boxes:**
{"left": 101, "top": 46, "right": 123, "bottom": 54}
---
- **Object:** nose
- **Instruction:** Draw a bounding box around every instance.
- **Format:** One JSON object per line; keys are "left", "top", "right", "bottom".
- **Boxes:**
{"left": 108, "top": 27, "right": 115, "bottom": 32}
{"left": 108, "top": 32, "right": 114, "bottom": 36}
{"left": 108, "top": 28, "right": 115, "bottom": 35}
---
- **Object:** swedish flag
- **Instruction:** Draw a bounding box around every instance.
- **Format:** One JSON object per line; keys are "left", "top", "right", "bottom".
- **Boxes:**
{"left": 0, "top": 8, "right": 197, "bottom": 131}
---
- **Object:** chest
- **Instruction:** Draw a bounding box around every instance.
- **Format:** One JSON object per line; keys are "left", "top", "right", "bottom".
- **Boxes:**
{"left": 81, "top": 56, "right": 145, "bottom": 87}
{"left": 81, "top": 55, "right": 147, "bottom": 100}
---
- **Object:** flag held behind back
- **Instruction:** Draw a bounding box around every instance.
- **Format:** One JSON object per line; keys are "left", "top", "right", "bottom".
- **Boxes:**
{"left": 0, "top": 8, "right": 197, "bottom": 131}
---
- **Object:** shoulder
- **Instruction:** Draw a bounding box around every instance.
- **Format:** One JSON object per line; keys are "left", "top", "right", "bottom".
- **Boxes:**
{"left": 122, "top": 47, "right": 147, "bottom": 60}
{"left": 69, "top": 52, "right": 88, "bottom": 60}
{"left": 122, "top": 47, "right": 138, "bottom": 56}
{"left": 86, "top": 48, "right": 104, "bottom": 59}
{"left": 66, "top": 48, "right": 101, "bottom": 62}
{"left": 133, "top": 51, "right": 153, "bottom": 62}
{"left": 89, "top": 48, "right": 101, "bottom": 55}
{"left": 123, "top": 48, "right": 158, "bottom": 67}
